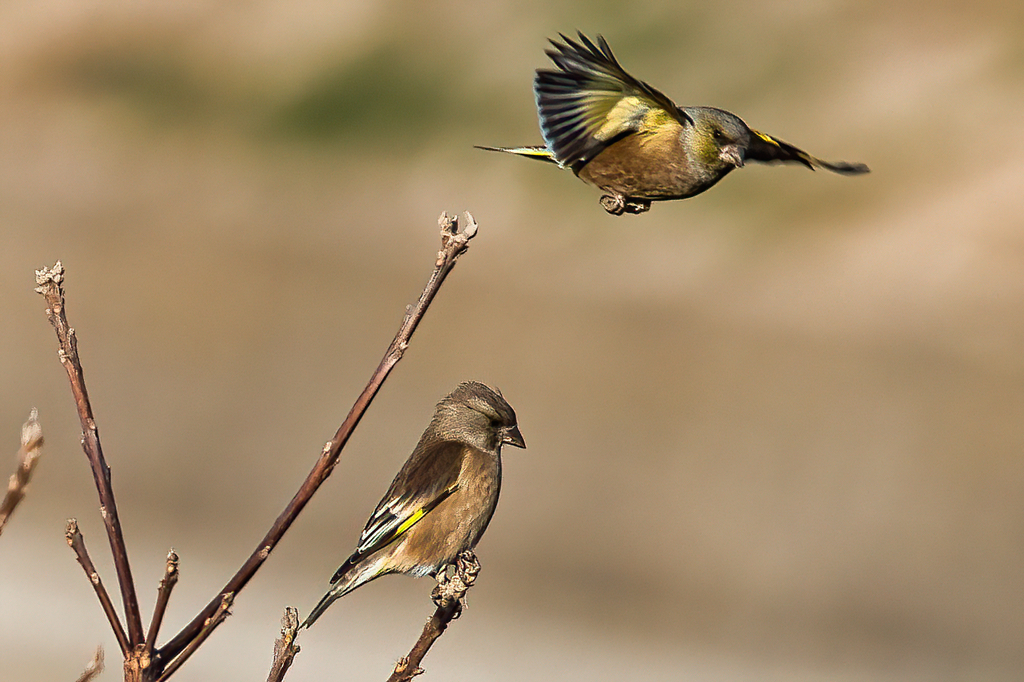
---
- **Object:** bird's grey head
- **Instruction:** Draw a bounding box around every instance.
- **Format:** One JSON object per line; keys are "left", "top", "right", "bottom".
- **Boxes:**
{"left": 684, "top": 106, "right": 753, "bottom": 171}
{"left": 434, "top": 381, "right": 526, "bottom": 453}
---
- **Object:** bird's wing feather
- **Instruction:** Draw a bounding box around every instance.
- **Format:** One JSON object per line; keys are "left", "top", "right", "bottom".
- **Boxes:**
{"left": 747, "top": 129, "right": 870, "bottom": 175}
{"left": 534, "top": 33, "right": 691, "bottom": 170}
{"left": 353, "top": 483, "right": 458, "bottom": 558}
{"left": 347, "top": 440, "right": 465, "bottom": 565}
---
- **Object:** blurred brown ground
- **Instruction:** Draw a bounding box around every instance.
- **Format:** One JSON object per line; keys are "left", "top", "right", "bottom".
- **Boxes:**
{"left": 2, "top": 1, "right": 1023, "bottom": 680}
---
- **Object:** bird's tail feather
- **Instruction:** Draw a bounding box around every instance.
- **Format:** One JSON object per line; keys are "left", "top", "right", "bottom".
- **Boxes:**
{"left": 301, "top": 584, "right": 344, "bottom": 629}
{"left": 474, "top": 145, "right": 560, "bottom": 164}
{"left": 301, "top": 560, "right": 383, "bottom": 629}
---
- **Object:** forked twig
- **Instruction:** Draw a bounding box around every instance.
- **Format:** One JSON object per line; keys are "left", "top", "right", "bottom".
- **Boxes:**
{"left": 156, "top": 594, "right": 233, "bottom": 682}
{"left": 40, "top": 212, "right": 478, "bottom": 680}
{"left": 36, "top": 263, "right": 145, "bottom": 646}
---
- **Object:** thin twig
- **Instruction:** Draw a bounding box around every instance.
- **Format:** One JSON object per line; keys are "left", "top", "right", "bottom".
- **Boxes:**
{"left": 155, "top": 212, "right": 478, "bottom": 676}
{"left": 156, "top": 594, "right": 233, "bottom": 682}
{"left": 387, "top": 603, "right": 460, "bottom": 682}
{"left": 0, "top": 408, "right": 44, "bottom": 536}
{"left": 387, "top": 551, "right": 481, "bottom": 682}
{"left": 65, "top": 519, "right": 131, "bottom": 656}
{"left": 266, "top": 607, "right": 301, "bottom": 682}
{"left": 75, "top": 646, "right": 105, "bottom": 682}
{"left": 36, "top": 262, "right": 145, "bottom": 646}
{"left": 145, "top": 549, "right": 180, "bottom": 657}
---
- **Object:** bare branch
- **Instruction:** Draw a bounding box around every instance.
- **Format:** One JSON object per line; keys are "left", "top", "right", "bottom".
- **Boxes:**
{"left": 388, "top": 599, "right": 463, "bottom": 682}
{"left": 155, "top": 213, "right": 478, "bottom": 676}
{"left": 155, "top": 594, "right": 233, "bottom": 682}
{"left": 75, "top": 646, "right": 105, "bottom": 682}
{"left": 387, "top": 551, "right": 481, "bottom": 682}
{"left": 266, "top": 607, "right": 301, "bottom": 682}
{"left": 65, "top": 519, "right": 131, "bottom": 656}
{"left": 144, "top": 550, "right": 180, "bottom": 657}
{"left": 0, "top": 408, "right": 44, "bottom": 536}
{"left": 36, "top": 262, "right": 145, "bottom": 646}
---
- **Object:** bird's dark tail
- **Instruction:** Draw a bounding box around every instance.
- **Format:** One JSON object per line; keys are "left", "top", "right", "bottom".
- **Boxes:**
{"left": 475, "top": 145, "right": 560, "bottom": 164}
{"left": 302, "top": 584, "right": 344, "bottom": 630}
{"left": 301, "top": 558, "right": 382, "bottom": 629}
{"left": 747, "top": 130, "right": 870, "bottom": 175}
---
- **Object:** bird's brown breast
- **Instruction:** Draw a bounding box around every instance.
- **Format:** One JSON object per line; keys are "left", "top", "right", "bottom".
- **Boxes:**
{"left": 395, "top": 446, "right": 501, "bottom": 572}
{"left": 576, "top": 125, "right": 723, "bottom": 201}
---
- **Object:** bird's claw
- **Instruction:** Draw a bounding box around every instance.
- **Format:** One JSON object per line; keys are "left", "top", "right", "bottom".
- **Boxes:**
{"left": 600, "top": 194, "right": 626, "bottom": 215}
{"left": 456, "top": 550, "right": 481, "bottom": 578}
{"left": 430, "top": 550, "right": 480, "bottom": 616}
{"left": 624, "top": 200, "right": 651, "bottom": 214}
{"left": 600, "top": 194, "right": 649, "bottom": 215}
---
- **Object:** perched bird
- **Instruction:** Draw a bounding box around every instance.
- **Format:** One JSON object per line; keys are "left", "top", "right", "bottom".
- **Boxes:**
{"left": 302, "top": 381, "right": 526, "bottom": 628}
{"left": 478, "top": 33, "right": 869, "bottom": 215}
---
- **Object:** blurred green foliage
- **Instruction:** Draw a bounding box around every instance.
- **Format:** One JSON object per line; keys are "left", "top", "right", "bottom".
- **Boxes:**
{"left": 269, "top": 45, "right": 449, "bottom": 144}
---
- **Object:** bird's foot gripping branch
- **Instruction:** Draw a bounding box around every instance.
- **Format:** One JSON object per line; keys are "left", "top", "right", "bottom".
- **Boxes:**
{"left": 432, "top": 550, "right": 481, "bottom": 614}
{"left": 386, "top": 550, "right": 484, "bottom": 682}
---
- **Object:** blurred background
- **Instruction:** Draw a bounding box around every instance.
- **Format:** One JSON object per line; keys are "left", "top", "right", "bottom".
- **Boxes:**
{"left": 2, "top": 1, "right": 1023, "bottom": 680}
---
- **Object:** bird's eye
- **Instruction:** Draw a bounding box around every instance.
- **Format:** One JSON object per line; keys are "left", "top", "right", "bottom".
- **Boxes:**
{"left": 712, "top": 129, "right": 728, "bottom": 143}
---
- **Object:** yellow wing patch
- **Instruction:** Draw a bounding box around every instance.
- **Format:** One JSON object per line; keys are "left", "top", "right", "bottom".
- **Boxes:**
{"left": 594, "top": 96, "right": 676, "bottom": 141}
{"left": 392, "top": 482, "right": 460, "bottom": 541}
{"left": 642, "top": 107, "right": 675, "bottom": 130}
{"left": 394, "top": 508, "right": 427, "bottom": 537}
{"left": 595, "top": 96, "right": 643, "bottom": 139}
{"left": 753, "top": 130, "right": 781, "bottom": 147}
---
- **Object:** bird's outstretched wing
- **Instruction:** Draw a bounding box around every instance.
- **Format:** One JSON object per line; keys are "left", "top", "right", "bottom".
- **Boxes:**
{"left": 747, "top": 129, "right": 870, "bottom": 175}
{"left": 534, "top": 32, "right": 691, "bottom": 171}
{"left": 331, "top": 440, "right": 464, "bottom": 582}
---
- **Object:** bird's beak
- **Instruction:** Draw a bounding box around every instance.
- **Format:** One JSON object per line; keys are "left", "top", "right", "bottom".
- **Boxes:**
{"left": 502, "top": 424, "right": 526, "bottom": 449}
{"left": 721, "top": 145, "right": 744, "bottom": 168}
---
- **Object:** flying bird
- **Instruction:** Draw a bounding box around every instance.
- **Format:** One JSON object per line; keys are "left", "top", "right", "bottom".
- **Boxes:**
{"left": 478, "top": 33, "right": 869, "bottom": 215}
